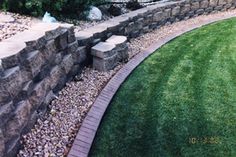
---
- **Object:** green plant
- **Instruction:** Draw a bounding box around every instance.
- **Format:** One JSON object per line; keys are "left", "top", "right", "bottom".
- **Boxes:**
{"left": 0, "top": 0, "right": 108, "bottom": 18}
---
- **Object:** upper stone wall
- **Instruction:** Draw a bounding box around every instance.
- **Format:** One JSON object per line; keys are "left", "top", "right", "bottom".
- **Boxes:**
{"left": 0, "top": 23, "right": 88, "bottom": 157}
{"left": 75, "top": 0, "right": 236, "bottom": 48}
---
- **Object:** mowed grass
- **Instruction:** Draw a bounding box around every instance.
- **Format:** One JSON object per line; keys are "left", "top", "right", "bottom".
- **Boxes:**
{"left": 89, "top": 18, "right": 236, "bottom": 157}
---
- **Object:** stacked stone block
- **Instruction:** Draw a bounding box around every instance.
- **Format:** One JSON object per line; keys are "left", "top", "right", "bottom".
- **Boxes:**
{"left": 92, "top": 35, "right": 128, "bottom": 71}
{"left": 1, "top": 0, "right": 236, "bottom": 156}
{"left": 0, "top": 23, "right": 87, "bottom": 157}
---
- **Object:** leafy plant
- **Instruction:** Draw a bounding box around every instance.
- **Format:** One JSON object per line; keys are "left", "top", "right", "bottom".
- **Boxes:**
{"left": 0, "top": 0, "right": 108, "bottom": 18}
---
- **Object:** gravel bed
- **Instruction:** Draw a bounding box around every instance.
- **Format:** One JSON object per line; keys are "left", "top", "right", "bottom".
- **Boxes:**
{"left": 0, "top": 11, "right": 34, "bottom": 42}
{"left": 18, "top": 9, "right": 236, "bottom": 157}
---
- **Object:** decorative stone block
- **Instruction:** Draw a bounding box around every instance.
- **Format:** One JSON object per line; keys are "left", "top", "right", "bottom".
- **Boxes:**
{"left": 172, "top": 6, "right": 181, "bottom": 16}
{"left": 22, "top": 50, "right": 44, "bottom": 78}
{"left": 209, "top": 0, "right": 219, "bottom": 6}
{"left": 218, "top": 0, "right": 227, "bottom": 5}
{"left": 1, "top": 54, "right": 19, "bottom": 70}
{"left": 196, "top": 9, "right": 205, "bottom": 15}
{"left": 0, "top": 101, "right": 13, "bottom": 127}
{"left": 5, "top": 100, "right": 32, "bottom": 140}
{"left": 54, "top": 28, "right": 68, "bottom": 50}
{"left": 1, "top": 66, "right": 23, "bottom": 98}
{"left": 191, "top": 1, "right": 200, "bottom": 10}
{"left": 200, "top": 0, "right": 209, "bottom": 8}
{"left": 61, "top": 54, "right": 74, "bottom": 74}
{"left": 72, "top": 46, "right": 87, "bottom": 65}
{"left": 93, "top": 54, "right": 118, "bottom": 71}
{"left": 225, "top": 3, "right": 232, "bottom": 9}
{"left": 0, "top": 129, "right": 5, "bottom": 157}
{"left": 49, "top": 65, "right": 64, "bottom": 90}
{"left": 29, "top": 79, "right": 50, "bottom": 108}
{"left": 180, "top": 4, "right": 191, "bottom": 15}
{"left": 41, "top": 39, "right": 57, "bottom": 62}
{"left": 67, "top": 41, "right": 78, "bottom": 54}
{"left": 144, "top": 14, "right": 153, "bottom": 25}
{"left": 106, "top": 35, "right": 128, "bottom": 62}
{"left": 91, "top": 42, "right": 116, "bottom": 59}
{"left": 153, "top": 11, "right": 166, "bottom": 22}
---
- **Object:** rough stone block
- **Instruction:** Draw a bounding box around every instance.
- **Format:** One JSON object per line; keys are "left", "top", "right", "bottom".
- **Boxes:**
{"left": 5, "top": 100, "right": 32, "bottom": 140}
{"left": 153, "top": 12, "right": 164, "bottom": 22}
{"left": 200, "top": 0, "right": 209, "bottom": 8}
{"left": 0, "top": 129, "right": 5, "bottom": 157}
{"left": 93, "top": 54, "right": 118, "bottom": 71}
{"left": 191, "top": 1, "right": 200, "bottom": 10}
{"left": 209, "top": 0, "right": 218, "bottom": 6}
{"left": 61, "top": 54, "right": 74, "bottom": 74}
{"left": 72, "top": 46, "right": 87, "bottom": 65}
{"left": 144, "top": 14, "right": 153, "bottom": 25}
{"left": 0, "top": 101, "right": 13, "bottom": 127}
{"left": 106, "top": 35, "right": 128, "bottom": 62}
{"left": 1, "top": 53, "right": 19, "bottom": 70}
{"left": 54, "top": 29, "right": 68, "bottom": 50}
{"left": 205, "top": 6, "right": 214, "bottom": 12}
{"left": 215, "top": 5, "right": 223, "bottom": 10}
{"left": 22, "top": 50, "right": 44, "bottom": 78}
{"left": 19, "top": 81, "right": 34, "bottom": 99}
{"left": 196, "top": 9, "right": 205, "bottom": 15}
{"left": 67, "top": 41, "right": 78, "bottom": 54}
{"left": 180, "top": 4, "right": 191, "bottom": 15}
{"left": 67, "top": 27, "right": 76, "bottom": 43}
{"left": 53, "top": 53, "right": 63, "bottom": 66}
{"left": 41, "top": 39, "right": 57, "bottom": 62}
{"left": 33, "top": 64, "right": 51, "bottom": 82}
{"left": 26, "top": 36, "right": 47, "bottom": 50}
{"left": 91, "top": 42, "right": 116, "bottom": 58}
{"left": 218, "top": 0, "right": 227, "bottom": 5}
{"left": 29, "top": 79, "right": 49, "bottom": 108}
{"left": 172, "top": 6, "right": 181, "bottom": 16}
{"left": 225, "top": 3, "right": 232, "bottom": 9}
{"left": 1, "top": 66, "right": 23, "bottom": 98}
{"left": 124, "top": 22, "right": 135, "bottom": 36}
{"left": 49, "top": 65, "right": 64, "bottom": 90}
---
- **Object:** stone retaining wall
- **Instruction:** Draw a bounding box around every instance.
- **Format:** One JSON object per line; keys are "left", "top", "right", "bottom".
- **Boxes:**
{"left": 0, "top": 23, "right": 87, "bottom": 157}
{"left": 0, "top": 0, "right": 236, "bottom": 156}
{"left": 76, "top": 0, "right": 236, "bottom": 48}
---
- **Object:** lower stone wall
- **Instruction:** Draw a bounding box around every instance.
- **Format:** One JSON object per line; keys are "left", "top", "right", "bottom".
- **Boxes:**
{"left": 0, "top": 24, "right": 88, "bottom": 157}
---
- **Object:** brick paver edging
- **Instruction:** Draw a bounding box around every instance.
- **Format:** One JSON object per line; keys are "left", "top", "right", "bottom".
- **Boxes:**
{"left": 68, "top": 14, "right": 236, "bottom": 157}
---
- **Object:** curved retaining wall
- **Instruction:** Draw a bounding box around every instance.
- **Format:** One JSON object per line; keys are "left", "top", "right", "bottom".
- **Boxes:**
{"left": 68, "top": 13, "right": 236, "bottom": 157}
{"left": 0, "top": 23, "right": 88, "bottom": 157}
{"left": 69, "top": 0, "right": 236, "bottom": 156}
{"left": 0, "top": 0, "right": 236, "bottom": 156}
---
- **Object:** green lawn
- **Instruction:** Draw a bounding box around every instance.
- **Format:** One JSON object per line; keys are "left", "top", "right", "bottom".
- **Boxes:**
{"left": 89, "top": 18, "right": 236, "bottom": 157}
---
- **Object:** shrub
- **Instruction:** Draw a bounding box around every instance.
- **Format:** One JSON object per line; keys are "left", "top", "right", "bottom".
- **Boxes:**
{"left": 126, "top": 0, "right": 143, "bottom": 11}
{"left": 0, "top": 0, "right": 108, "bottom": 18}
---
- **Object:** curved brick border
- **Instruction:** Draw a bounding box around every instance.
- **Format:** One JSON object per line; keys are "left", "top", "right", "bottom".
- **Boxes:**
{"left": 68, "top": 14, "right": 236, "bottom": 157}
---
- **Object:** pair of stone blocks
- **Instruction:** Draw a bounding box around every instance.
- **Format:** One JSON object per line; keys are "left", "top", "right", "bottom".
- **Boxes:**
{"left": 91, "top": 35, "right": 128, "bottom": 71}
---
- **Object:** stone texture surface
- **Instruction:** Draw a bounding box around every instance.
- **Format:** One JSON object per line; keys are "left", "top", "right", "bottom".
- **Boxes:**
{"left": 91, "top": 42, "right": 116, "bottom": 58}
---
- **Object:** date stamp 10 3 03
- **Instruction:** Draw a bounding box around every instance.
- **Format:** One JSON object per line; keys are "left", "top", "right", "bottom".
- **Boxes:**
{"left": 189, "top": 136, "right": 221, "bottom": 144}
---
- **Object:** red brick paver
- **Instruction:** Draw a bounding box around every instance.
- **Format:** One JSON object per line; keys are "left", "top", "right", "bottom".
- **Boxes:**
{"left": 67, "top": 14, "right": 236, "bottom": 157}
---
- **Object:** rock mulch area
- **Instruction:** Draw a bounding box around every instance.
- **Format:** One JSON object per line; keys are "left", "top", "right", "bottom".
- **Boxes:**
{"left": 18, "top": 9, "right": 236, "bottom": 157}
{"left": 0, "top": 11, "right": 35, "bottom": 42}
